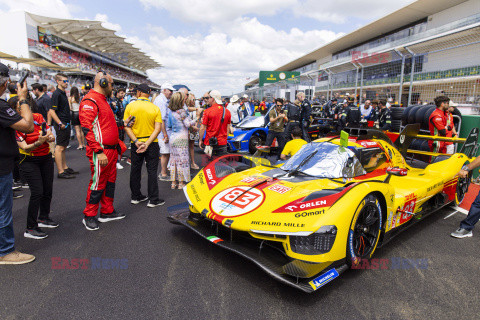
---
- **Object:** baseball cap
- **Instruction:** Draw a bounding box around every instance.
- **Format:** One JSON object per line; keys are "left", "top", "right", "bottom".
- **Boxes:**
{"left": 161, "top": 82, "right": 174, "bottom": 91}
{"left": 449, "top": 100, "right": 458, "bottom": 107}
{"left": 230, "top": 95, "right": 239, "bottom": 103}
{"left": 137, "top": 83, "right": 151, "bottom": 94}
{"left": 242, "top": 94, "right": 248, "bottom": 99}
{"left": 0, "top": 63, "right": 10, "bottom": 78}
{"left": 210, "top": 90, "right": 222, "bottom": 104}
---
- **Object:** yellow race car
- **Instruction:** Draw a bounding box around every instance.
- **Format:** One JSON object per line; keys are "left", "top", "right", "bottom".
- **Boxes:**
{"left": 168, "top": 125, "right": 479, "bottom": 293}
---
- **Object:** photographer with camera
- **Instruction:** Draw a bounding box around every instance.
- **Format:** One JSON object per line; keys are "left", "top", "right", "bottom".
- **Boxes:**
{"left": 0, "top": 63, "right": 36, "bottom": 264}
{"left": 199, "top": 90, "right": 231, "bottom": 158}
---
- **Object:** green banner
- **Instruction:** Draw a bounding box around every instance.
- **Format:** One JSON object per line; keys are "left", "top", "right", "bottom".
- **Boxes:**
{"left": 259, "top": 71, "right": 300, "bottom": 87}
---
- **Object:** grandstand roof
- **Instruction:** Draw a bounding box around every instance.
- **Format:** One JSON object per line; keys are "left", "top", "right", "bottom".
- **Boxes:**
{"left": 27, "top": 12, "right": 161, "bottom": 72}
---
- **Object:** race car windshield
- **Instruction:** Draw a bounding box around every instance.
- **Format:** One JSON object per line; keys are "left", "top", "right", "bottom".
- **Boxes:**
{"left": 236, "top": 116, "right": 265, "bottom": 129}
{"left": 280, "top": 142, "right": 366, "bottom": 178}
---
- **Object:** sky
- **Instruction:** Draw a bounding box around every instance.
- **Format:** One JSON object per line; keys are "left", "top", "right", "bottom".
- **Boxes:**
{"left": 0, "top": 0, "right": 415, "bottom": 96}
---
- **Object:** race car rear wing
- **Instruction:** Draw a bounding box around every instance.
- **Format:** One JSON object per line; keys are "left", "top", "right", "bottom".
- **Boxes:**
{"left": 394, "top": 124, "right": 479, "bottom": 158}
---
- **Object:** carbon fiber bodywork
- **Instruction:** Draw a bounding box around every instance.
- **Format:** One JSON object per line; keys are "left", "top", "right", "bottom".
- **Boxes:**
{"left": 167, "top": 204, "right": 349, "bottom": 293}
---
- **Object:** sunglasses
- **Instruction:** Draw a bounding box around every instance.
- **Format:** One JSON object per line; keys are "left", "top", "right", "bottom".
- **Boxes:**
{"left": 62, "top": 80, "right": 69, "bottom": 83}
{"left": 276, "top": 104, "right": 283, "bottom": 107}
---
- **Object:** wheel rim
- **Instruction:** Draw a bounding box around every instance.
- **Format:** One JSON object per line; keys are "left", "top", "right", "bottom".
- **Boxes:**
{"left": 250, "top": 136, "right": 263, "bottom": 148}
{"left": 352, "top": 202, "right": 381, "bottom": 258}
{"left": 456, "top": 174, "right": 471, "bottom": 204}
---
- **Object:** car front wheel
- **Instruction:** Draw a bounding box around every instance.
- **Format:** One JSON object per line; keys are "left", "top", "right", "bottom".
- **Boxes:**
{"left": 347, "top": 194, "right": 383, "bottom": 267}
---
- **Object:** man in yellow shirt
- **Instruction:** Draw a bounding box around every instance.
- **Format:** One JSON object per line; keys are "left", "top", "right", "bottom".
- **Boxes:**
{"left": 280, "top": 127, "right": 307, "bottom": 160}
{"left": 124, "top": 84, "right": 167, "bottom": 208}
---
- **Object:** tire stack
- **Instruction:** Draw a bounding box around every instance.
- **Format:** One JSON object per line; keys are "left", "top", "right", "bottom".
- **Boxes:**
{"left": 390, "top": 106, "right": 403, "bottom": 132}
{"left": 401, "top": 104, "right": 436, "bottom": 131}
{"left": 401, "top": 104, "right": 437, "bottom": 156}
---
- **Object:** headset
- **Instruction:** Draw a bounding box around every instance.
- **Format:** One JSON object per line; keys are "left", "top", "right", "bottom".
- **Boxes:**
{"left": 99, "top": 70, "right": 108, "bottom": 88}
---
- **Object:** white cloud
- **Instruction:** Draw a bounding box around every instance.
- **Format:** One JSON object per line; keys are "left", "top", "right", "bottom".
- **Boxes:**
{"left": 294, "top": 0, "right": 416, "bottom": 24}
{"left": 94, "top": 13, "right": 122, "bottom": 32}
{"left": 0, "top": 0, "right": 72, "bottom": 18}
{"left": 135, "top": 17, "right": 342, "bottom": 95}
{"left": 139, "top": 0, "right": 296, "bottom": 23}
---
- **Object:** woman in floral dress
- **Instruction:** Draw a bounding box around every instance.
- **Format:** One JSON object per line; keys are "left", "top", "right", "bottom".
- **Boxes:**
{"left": 167, "top": 92, "right": 196, "bottom": 189}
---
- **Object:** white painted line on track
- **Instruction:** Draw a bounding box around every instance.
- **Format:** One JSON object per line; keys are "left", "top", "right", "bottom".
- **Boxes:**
{"left": 444, "top": 207, "right": 469, "bottom": 219}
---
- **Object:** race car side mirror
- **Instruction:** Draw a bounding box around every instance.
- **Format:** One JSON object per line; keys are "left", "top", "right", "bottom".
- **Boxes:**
{"left": 384, "top": 167, "right": 408, "bottom": 183}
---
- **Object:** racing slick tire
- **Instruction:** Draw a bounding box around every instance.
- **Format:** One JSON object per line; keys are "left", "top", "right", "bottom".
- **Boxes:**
{"left": 402, "top": 105, "right": 415, "bottom": 126}
{"left": 422, "top": 106, "right": 436, "bottom": 130}
{"left": 455, "top": 162, "right": 473, "bottom": 206}
{"left": 407, "top": 106, "right": 422, "bottom": 124}
{"left": 390, "top": 106, "right": 404, "bottom": 120}
{"left": 415, "top": 106, "right": 430, "bottom": 126}
{"left": 391, "top": 120, "right": 402, "bottom": 132}
{"left": 249, "top": 134, "right": 265, "bottom": 154}
{"left": 346, "top": 194, "right": 383, "bottom": 267}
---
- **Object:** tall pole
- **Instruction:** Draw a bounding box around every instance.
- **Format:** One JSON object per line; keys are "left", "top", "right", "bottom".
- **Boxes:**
{"left": 406, "top": 47, "right": 416, "bottom": 106}
{"left": 395, "top": 49, "right": 406, "bottom": 106}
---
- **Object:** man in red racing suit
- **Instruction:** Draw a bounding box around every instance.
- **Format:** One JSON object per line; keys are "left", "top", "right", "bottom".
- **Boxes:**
{"left": 79, "top": 72, "right": 127, "bottom": 231}
{"left": 428, "top": 95, "right": 450, "bottom": 154}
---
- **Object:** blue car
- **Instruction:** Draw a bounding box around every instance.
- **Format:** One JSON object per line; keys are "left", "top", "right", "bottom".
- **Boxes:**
{"left": 228, "top": 114, "right": 270, "bottom": 154}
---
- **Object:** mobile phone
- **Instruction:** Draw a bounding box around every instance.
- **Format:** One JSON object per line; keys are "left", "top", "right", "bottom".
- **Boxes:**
{"left": 41, "top": 123, "right": 47, "bottom": 136}
{"left": 18, "top": 71, "right": 29, "bottom": 87}
{"left": 127, "top": 116, "right": 136, "bottom": 127}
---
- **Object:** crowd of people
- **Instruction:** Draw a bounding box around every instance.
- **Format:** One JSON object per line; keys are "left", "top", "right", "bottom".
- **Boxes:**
{"left": 1, "top": 63, "right": 480, "bottom": 266}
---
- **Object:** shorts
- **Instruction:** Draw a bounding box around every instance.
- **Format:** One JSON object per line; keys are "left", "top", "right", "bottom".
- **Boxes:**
{"left": 71, "top": 111, "right": 80, "bottom": 126}
{"left": 158, "top": 138, "right": 170, "bottom": 154}
{"left": 54, "top": 123, "right": 71, "bottom": 147}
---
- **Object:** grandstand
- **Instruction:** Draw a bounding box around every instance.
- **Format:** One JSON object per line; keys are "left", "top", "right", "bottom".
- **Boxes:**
{"left": 241, "top": 0, "right": 480, "bottom": 114}
{"left": 0, "top": 11, "right": 161, "bottom": 89}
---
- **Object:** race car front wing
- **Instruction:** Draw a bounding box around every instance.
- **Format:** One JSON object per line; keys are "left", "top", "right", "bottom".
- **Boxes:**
{"left": 167, "top": 203, "right": 349, "bottom": 293}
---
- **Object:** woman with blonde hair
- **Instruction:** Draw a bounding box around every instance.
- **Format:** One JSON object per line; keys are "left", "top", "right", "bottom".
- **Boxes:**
{"left": 166, "top": 92, "right": 196, "bottom": 189}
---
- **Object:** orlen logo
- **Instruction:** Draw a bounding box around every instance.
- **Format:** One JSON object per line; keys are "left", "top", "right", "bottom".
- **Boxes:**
{"left": 299, "top": 200, "right": 327, "bottom": 209}
{"left": 205, "top": 168, "right": 216, "bottom": 185}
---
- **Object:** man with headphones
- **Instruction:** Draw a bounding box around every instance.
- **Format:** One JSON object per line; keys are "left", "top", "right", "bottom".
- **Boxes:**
{"left": 79, "top": 71, "right": 127, "bottom": 231}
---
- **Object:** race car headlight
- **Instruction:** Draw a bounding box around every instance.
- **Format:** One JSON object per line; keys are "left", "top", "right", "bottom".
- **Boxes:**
{"left": 234, "top": 133, "right": 247, "bottom": 142}
{"left": 289, "top": 225, "right": 337, "bottom": 255}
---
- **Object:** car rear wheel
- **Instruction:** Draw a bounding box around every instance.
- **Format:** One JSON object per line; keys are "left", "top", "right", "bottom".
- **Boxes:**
{"left": 455, "top": 165, "right": 472, "bottom": 206}
{"left": 347, "top": 194, "right": 383, "bottom": 267}
{"left": 249, "top": 134, "right": 264, "bottom": 154}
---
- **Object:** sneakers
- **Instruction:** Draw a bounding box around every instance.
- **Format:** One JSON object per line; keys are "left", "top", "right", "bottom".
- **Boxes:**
{"left": 131, "top": 196, "right": 148, "bottom": 205}
{"left": 0, "top": 251, "right": 35, "bottom": 265}
{"left": 38, "top": 218, "right": 59, "bottom": 229}
{"left": 451, "top": 228, "right": 473, "bottom": 238}
{"left": 98, "top": 211, "right": 126, "bottom": 223}
{"left": 83, "top": 216, "right": 99, "bottom": 231}
{"left": 147, "top": 199, "right": 165, "bottom": 208}
{"left": 13, "top": 181, "right": 22, "bottom": 189}
{"left": 58, "top": 172, "right": 75, "bottom": 179}
{"left": 158, "top": 175, "right": 170, "bottom": 181}
{"left": 65, "top": 168, "right": 79, "bottom": 175}
{"left": 116, "top": 163, "right": 124, "bottom": 170}
{"left": 21, "top": 182, "right": 29, "bottom": 189}
{"left": 24, "top": 227, "right": 48, "bottom": 239}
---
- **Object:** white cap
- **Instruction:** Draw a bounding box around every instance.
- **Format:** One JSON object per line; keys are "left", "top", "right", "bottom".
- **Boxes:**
{"left": 450, "top": 100, "right": 458, "bottom": 107}
{"left": 243, "top": 94, "right": 248, "bottom": 99}
{"left": 230, "top": 95, "right": 239, "bottom": 103}
{"left": 161, "top": 82, "right": 174, "bottom": 91}
{"left": 210, "top": 90, "right": 222, "bottom": 104}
